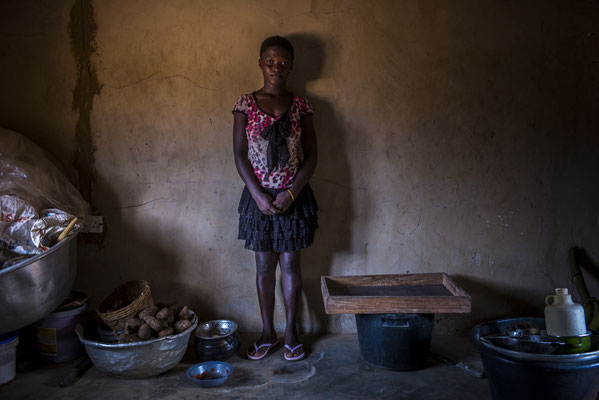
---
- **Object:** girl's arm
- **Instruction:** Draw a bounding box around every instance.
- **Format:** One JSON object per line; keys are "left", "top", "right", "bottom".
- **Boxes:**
{"left": 233, "top": 113, "right": 280, "bottom": 216}
{"left": 273, "top": 115, "right": 318, "bottom": 211}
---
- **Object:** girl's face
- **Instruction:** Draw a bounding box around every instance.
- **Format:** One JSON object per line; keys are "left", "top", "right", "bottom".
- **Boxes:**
{"left": 259, "top": 46, "right": 293, "bottom": 86}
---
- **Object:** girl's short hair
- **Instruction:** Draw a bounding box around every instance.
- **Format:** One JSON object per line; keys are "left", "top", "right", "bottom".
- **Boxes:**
{"left": 260, "top": 36, "right": 294, "bottom": 60}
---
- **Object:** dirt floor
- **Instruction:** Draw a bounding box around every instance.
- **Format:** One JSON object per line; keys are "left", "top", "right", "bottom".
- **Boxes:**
{"left": 0, "top": 333, "right": 492, "bottom": 400}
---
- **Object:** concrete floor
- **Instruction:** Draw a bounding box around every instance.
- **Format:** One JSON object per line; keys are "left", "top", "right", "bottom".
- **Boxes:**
{"left": 0, "top": 333, "right": 491, "bottom": 400}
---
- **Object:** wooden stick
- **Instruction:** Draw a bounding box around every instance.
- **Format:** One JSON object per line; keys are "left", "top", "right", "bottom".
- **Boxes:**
{"left": 57, "top": 217, "right": 78, "bottom": 242}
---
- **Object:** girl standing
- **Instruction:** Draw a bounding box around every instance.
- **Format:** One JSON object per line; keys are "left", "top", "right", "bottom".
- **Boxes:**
{"left": 232, "top": 36, "right": 318, "bottom": 361}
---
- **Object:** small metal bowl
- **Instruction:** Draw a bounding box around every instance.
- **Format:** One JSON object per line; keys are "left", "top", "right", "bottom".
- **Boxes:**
{"left": 195, "top": 320, "right": 238, "bottom": 340}
{"left": 186, "top": 361, "right": 234, "bottom": 388}
{"left": 544, "top": 331, "right": 592, "bottom": 354}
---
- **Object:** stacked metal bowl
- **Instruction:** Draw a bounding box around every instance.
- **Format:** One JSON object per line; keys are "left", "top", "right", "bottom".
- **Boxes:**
{"left": 194, "top": 320, "right": 240, "bottom": 361}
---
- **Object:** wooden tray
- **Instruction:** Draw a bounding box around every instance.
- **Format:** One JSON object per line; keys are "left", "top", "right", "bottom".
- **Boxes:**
{"left": 321, "top": 273, "right": 471, "bottom": 314}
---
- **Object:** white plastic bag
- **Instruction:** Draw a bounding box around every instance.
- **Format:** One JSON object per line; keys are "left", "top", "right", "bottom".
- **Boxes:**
{"left": 0, "top": 128, "right": 90, "bottom": 268}
{"left": 0, "top": 127, "right": 90, "bottom": 216}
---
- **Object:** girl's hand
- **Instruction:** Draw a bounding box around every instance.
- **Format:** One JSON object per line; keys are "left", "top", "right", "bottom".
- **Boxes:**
{"left": 253, "top": 191, "right": 280, "bottom": 216}
{"left": 273, "top": 191, "right": 293, "bottom": 213}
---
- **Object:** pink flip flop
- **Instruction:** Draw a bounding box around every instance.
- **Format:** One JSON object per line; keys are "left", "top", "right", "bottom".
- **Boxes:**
{"left": 247, "top": 339, "right": 279, "bottom": 360}
{"left": 284, "top": 343, "right": 305, "bottom": 361}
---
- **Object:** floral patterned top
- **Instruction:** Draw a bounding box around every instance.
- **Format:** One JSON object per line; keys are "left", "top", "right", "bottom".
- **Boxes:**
{"left": 232, "top": 93, "right": 314, "bottom": 188}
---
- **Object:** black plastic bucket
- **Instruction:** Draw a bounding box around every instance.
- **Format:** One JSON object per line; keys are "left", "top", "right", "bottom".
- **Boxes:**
{"left": 472, "top": 317, "right": 599, "bottom": 400}
{"left": 355, "top": 313, "right": 434, "bottom": 370}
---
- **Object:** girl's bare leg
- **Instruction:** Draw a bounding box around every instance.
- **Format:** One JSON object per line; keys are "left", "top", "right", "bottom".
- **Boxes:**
{"left": 249, "top": 251, "right": 279, "bottom": 357}
{"left": 279, "top": 250, "right": 303, "bottom": 357}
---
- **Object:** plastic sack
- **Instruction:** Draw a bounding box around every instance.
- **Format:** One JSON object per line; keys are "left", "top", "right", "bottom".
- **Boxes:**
{"left": 0, "top": 127, "right": 90, "bottom": 216}
{"left": 0, "top": 127, "right": 91, "bottom": 268}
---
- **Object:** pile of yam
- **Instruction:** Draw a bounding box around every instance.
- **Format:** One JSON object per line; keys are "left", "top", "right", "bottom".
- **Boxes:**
{"left": 116, "top": 304, "right": 193, "bottom": 343}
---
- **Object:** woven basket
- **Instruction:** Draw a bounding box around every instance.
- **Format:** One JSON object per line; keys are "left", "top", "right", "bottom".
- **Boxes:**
{"left": 97, "top": 280, "right": 154, "bottom": 330}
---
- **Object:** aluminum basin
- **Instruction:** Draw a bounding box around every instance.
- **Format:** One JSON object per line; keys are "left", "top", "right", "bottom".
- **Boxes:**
{"left": 76, "top": 312, "right": 198, "bottom": 379}
{"left": 0, "top": 232, "right": 78, "bottom": 334}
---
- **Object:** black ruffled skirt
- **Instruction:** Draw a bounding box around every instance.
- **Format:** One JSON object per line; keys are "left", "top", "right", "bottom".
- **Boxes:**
{"left": 238, "top": 184, "right": 319, "bottom": 252}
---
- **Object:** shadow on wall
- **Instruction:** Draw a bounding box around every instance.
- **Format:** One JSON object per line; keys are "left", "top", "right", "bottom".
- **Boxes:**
{"left": 67, "top": 1, "right": 218, "bottom": 321}
{"left": 447, "top": 274, "right": 545, "bottom": 334}
{"left": 286, "top": 33, "right": 353, "bottom": 334}
{"left": 577, "top": 247, "right": 599, "bottom": 288}
{"left": 442, "top": 250, "right": 599, "bottom": 335}
{"left": 77, "top": 179, "right": 218, "bottom": 321}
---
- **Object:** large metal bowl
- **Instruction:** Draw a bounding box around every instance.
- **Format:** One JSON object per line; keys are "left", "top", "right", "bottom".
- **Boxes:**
{"left": 0, "top": 232, "right": 78, "bottom": 335}
{"left": 76, "top": 312, "right": 198, "bottom": 379}
{"left": 473, "top": 317, "right": 599, "bottom": 363}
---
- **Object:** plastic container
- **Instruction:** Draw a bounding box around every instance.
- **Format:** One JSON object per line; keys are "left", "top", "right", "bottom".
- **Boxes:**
{"left": 0, "top": 332, "right": 18, "bottom": 384}
{"left": 35, "top": 302, "right": 87, "bottom": 363}
{"left": 545, "top": 288, "right": 587, "bottom": 337}
{"left": 355, "top": 313, "right": 434, "bottom": 370}
{"left": 472, "top": 317, "right": 599, "bottom": 400}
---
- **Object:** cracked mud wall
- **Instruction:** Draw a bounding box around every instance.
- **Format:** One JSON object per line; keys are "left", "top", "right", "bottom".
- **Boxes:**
{"left": 2, "top": 1, "right": 599, "bottom": 334}
{"left": 69, "top": 0, "right": 100, "bottom": 203}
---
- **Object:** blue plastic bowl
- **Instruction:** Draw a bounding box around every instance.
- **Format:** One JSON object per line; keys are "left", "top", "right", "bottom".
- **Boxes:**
{"left": 186, "top": 361, "right": 234, "bottom": 388}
